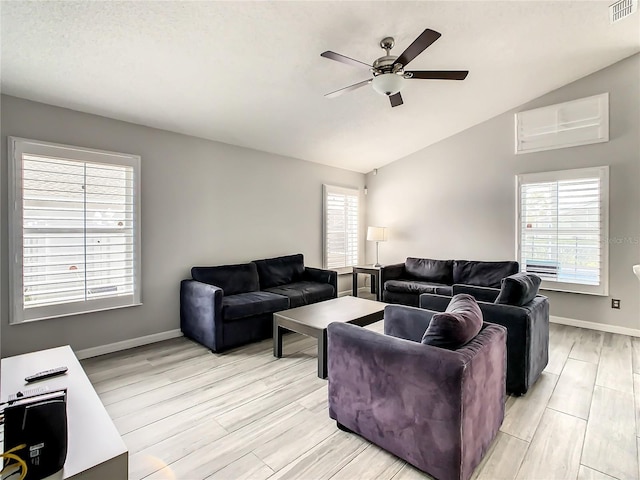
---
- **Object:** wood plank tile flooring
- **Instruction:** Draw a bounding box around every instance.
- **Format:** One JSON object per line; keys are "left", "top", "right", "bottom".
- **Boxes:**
{"left": 82, "top": 322, "right": 640, "bottom": 480}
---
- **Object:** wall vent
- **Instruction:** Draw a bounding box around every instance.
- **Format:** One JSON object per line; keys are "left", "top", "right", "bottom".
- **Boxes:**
{"left": 609, "top": 0, "right": 637, "bottom": 23}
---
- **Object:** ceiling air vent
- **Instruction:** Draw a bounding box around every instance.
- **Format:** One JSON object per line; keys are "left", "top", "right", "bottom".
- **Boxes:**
{"left": 609, "top": 0, "right": 637, "bottom": 23}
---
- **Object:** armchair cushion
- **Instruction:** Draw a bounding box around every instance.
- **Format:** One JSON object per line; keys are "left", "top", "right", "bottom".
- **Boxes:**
{"left": 264, "top": 281, "right": 335, "bottom": 308}
{"left": 191, "top": 263, "right": 259, "bottom": 296}
{"left": 384, "top": 279, "right": 449, "bottom": 295}
{"left": 495, "top": 273, "right": 542, "bottom": 307}
{"left": 421, "top": 294, "right": 483, "bottom": 349}
{"left": 221, "top": 291, "right": 289, "bottom": 321}
{"left": 453, "top": 260, "right": 519, "bottom": 288}
{"left": 253, "top": 253, "right": 305, "bottom": 289}
{"left": 405, "top": 257, "right": 454, "bottom": 284}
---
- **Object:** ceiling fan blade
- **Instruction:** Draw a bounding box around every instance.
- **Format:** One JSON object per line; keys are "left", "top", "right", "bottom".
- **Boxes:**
{"left": 393, "top": 29, "right": 441, "bottom": 68}
{"left": 325, "top": 79, "right": 372, "bottom": 98}
{"left": 389, "top": 93, "right": 403, "bottom": 107}
{"left": 321, "top": 51, "right": 372, "bottom": 69}
{"left": 406, "top": 70, "right": 469, "bottom": 80}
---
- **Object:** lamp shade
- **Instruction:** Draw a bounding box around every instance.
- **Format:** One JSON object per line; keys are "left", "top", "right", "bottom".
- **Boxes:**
{"left": 634, "top": 265, "right": 640, "bottom": 281}
{"left": 372, "top": 74, "right": 404, "bottom": 96}
{"left": 367, "top": 226, "right": 388, "bottom": 242}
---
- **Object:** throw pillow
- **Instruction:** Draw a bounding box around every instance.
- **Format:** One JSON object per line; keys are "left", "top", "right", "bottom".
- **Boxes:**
{"left": 421, "top": 294, "right": 483, "bottom": 349}
{"left": 495, "top": 272, "right": 541, "bottom": 306}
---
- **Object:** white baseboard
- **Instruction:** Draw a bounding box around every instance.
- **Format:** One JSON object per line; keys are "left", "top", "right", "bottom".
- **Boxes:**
{"left": 338, "top": 287, "right": 371, "bottom": 297}
{"left": 75, "top": 329, "right": 183, "bottom": 360}
{"left": 73, "top": 314, "right": 637, "bottom": 359}
{"left": 550, "top": 315, "right": 640, "bottom": 337}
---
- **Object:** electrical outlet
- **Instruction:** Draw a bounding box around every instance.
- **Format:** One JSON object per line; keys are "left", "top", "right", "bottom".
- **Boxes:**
{"left": 612, "top": 299, "right": 621, "bottom": 309}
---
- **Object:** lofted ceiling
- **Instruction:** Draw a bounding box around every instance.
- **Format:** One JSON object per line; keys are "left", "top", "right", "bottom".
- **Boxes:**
{"left": 1, "top": 1, "right": 638, "bottom": 173}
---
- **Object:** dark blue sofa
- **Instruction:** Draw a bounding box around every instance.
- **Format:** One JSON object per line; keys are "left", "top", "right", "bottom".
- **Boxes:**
{"left": 381, "top": 258, "right": 519, "bottom": 307}
{"left": 180, "top": 254, "right": 337, "bottom": 352}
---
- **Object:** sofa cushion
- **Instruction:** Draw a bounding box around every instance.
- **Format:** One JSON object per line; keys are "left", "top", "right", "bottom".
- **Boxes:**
{"left": 253, "top": 254, "right": 305, "bottom": 289}
{"left": 221, "top": 291, "right": 289, "bottom": 321}
{"left": 385, "top": 279, "right": 449, "bottom": 295}
{"left": 405, "top": 258, "right": 454, "bottom": 284}
{"left": 264, "top": 281, "right": 335, "bottom": 308}
{"left": 453, "top": 260, "right": 519, "bottom": 288}
{"left": 495, "top": 273, "right": 542, "bottom": 307}
{"left": 192, "top": 263, "right": 259, "bottom": 296}
{"left": 421, "top": 294, "right": 483, "bottom": 350}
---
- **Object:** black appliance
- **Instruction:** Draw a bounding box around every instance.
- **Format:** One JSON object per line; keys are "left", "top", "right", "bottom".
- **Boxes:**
{"left": 3, "top": 389, "right": 68, "bottom": 480}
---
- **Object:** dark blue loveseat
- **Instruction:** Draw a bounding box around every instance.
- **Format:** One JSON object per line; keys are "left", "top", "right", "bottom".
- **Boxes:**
{"left": 180, "top": 254, "right": 337, "bottom": 352}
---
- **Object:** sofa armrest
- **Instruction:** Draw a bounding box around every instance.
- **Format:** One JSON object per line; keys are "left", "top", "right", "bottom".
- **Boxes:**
{"left": 452, "top": 284, "right": 500, "bottom": 303}
{"left": 180, "top": 279, "right": 223, "bottom": 352}
{"left": 380, "top": 262, "right": 406, "bottom": 285}
{"left": 475, "top": 301, "right": 530, "bottom": 325}
{"left": 418, "top": 293, "right": 452, "bottom": 312}
{"left": 304, "top": 267, "right": 337, "bottom": 296}
{"left": 384, "top": 305, "right": 435, "bottom": 343}
{"left": 475, "top": 296, "right": 549, "bottom": 395}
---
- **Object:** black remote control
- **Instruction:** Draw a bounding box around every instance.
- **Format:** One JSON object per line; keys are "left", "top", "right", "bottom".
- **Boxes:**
{"left": 25, "top": 366, "right": 68, "bottom": 383}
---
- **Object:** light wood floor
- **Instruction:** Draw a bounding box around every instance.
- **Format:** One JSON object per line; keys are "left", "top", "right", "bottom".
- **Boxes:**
{"left": 82, "top": 319, "right": 640, "bottom": 480}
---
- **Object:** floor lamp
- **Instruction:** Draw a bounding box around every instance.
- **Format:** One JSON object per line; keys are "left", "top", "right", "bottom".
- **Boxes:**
{"left": 367, "top": 226, "right": 388, "bottom": 267}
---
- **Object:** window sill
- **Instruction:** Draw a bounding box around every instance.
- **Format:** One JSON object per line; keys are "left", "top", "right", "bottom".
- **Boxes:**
{"left": 539, "top": 284, "right": 608, "bottom": 297}
{"left": 10, "top": 302, "right": 144, "bottom": 325}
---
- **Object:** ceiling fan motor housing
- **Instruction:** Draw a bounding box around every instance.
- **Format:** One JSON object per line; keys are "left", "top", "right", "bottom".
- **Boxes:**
{"left": 373, "top": 55, "right": 400, "bottom": 73}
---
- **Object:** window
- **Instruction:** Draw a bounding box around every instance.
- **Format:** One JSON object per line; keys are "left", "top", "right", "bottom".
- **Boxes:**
{"left": 323, "top": 185, "right": 359, "bottom": 272}
{"left": 8, "top": 137, "right": 141, "bottom": 323}
{"left": 515, "top": 93, "right": 609, "bottom": 154}
{"left": 516, "top": 166, "right": 609, "bottom": 296}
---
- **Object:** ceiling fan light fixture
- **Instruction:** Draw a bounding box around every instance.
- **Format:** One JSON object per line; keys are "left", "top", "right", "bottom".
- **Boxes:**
{"left": 372, "top": 73, "right": 404, "bottom": 96}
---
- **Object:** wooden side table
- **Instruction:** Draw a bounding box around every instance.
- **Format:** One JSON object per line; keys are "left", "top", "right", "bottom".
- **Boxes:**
{"left": 352, "top": 265, "right": 383, "bottom": 301}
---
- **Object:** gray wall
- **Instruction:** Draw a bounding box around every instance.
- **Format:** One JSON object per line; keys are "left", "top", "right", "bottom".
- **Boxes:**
{"left": 366, "top": 54, "right": 640, "bottom": 330}
{"left": 0, "top": 95, "right": 365, "bottom": 357}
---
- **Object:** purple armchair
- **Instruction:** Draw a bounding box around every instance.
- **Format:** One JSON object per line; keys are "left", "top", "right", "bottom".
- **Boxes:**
{"left": 327, "top": 305, "right": 507, "bottom": 480}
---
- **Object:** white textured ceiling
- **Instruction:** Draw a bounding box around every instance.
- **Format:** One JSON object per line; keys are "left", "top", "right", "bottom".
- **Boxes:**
{"left": 1, "top": 1, "right": 639, "bottom": 173}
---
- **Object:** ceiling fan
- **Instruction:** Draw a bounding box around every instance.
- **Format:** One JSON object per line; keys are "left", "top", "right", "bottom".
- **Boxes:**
{"left": 321, "top": 29, "right": 469, "bottom": 107}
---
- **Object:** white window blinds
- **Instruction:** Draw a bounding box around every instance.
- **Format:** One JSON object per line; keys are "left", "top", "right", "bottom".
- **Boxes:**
{"left": 323, "top": 185, "right": 359, "bottom": 271}
{"left": 517, "top": 166, "right": 609, "bottom": 296}
{"left": 515, "top": 93, "right": 609, "bottom": 154}
{"left": 9, "top": 137, "right": 141, "bottom": 323}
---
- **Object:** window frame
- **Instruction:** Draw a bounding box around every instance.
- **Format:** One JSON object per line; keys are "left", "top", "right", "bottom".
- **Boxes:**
{"left": 515, "top": 166, "right": 609, "bottom": 296}
{"left": 322, "top": 184, "right": 360, "bottom": 274}
{"left": 8, "top": 137, "right": 142, "bottom": 324}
